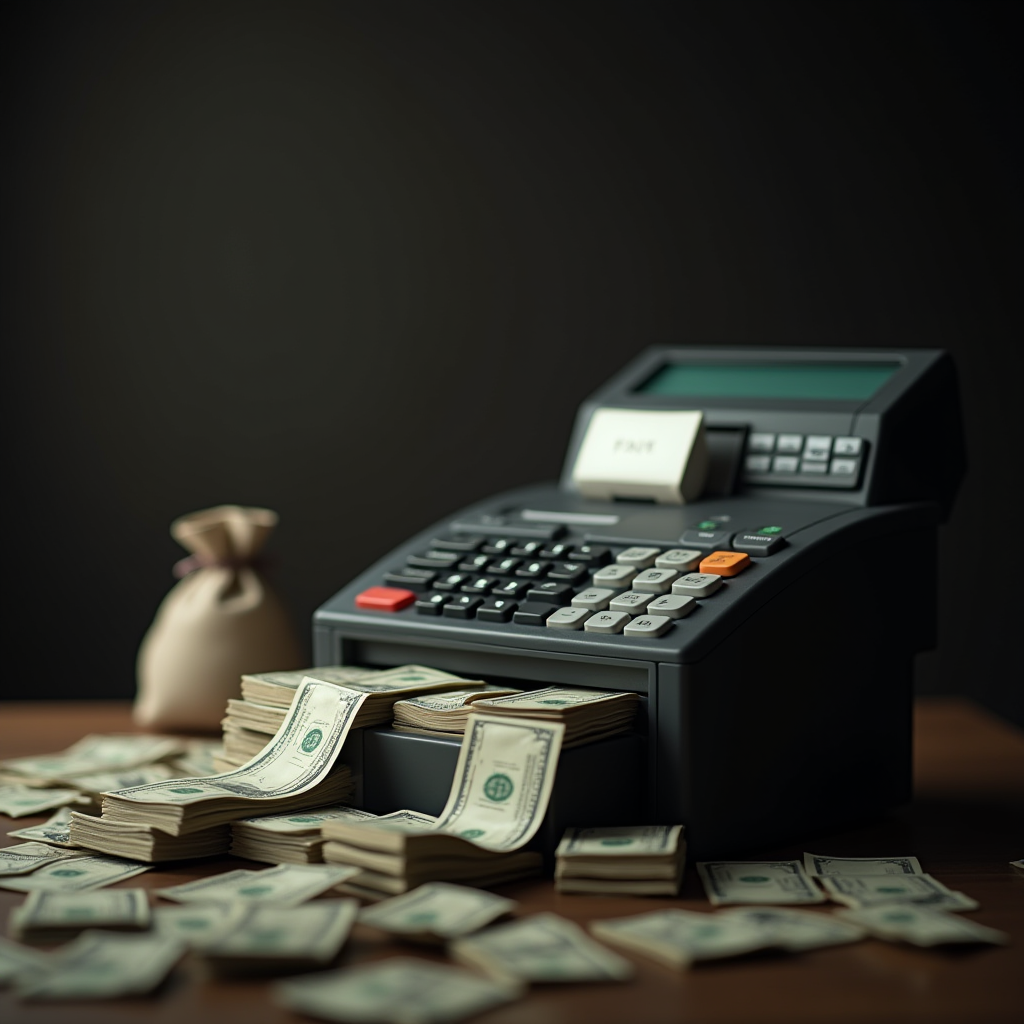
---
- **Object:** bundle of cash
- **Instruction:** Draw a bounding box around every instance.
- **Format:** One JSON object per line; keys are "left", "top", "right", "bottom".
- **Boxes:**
{"left": 231, "top": 805, "right": 378, "bottom": 864}
{"left": 274, "top": 957, "right": 520, "bottom": 1023}
{"left": 0, "top": 854, "right": 151, "bottom": 893}
{"left": 357, "top": 882, "right": 516, "bottom": 942}
{"left": 155, "top": 863, "right": 360, "bottom": 905}
{"left": 555, "top": 824, "right": 686, "bottom": 895}
{"left": 0, "top": 843, "right": 85, "bottom": 877}
{"left": 9, "top": 888, "right": 151, "bottom": 943}
{"left": 220, "top": 722, "right": 277, "bottom": 768}
{"left": 469, "top": 687, "right": 640, "bottom": 747}
{"left": 199, "top": 899, "right": 359, "bottom": 973}
{"left": 697, "top": 860, "right": 825, "bottom": 905}
{"left": 391, "top": 685, "right": 522, "bottom": 737}
{"left": 153, "top": 904, "right": 251, "bottom": 947}
{"left": 450, "top": 912, "right": 634, "bottom": 985}
{"left": 321, "top": 714, "right": 564, "bottom": 898}
{"left": 836, "top": 904, "right": 1010, "bottom": 946}
{"left": 68, "top": 812, "right": 230, "bottom": 862}
{"left": 100, "top": 679, "right": 364, "bottom": 835}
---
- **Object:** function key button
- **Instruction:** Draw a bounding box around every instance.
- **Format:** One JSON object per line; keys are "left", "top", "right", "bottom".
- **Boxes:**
{"left": 748, "top": 432, "right": 776, "bottom": 453}
{"left": 777, "top": 434, "right": 803, "bottom": 454}
{"left": 745, "top": 454, "right": 771, "bottom": 473}
{"left": 609, "top": 591, "right": 655, "bottom": 614}
{"left": 672, "top": 573, "right": 723, "bottom": 598}
{"left": 510, "top": 540, "right": 545, "bottom": 557}
{"left": 434, "top": 573, "right": 471, "bottom": 592}
{"left": 830, "top": 458, "right": 859, "bottom": 477}
{"left": 583, "top": 610, "right": 631, "bottom": 634}
{"left": 800, "top": 461, "right": 828, "bottom": 475}
{"left": 383, "top": 569, "right": 436, "bottom": 591}
{"left": 630, "top": 568, "right": 679, "bottom": 594}
{"left": 407, "top": 551, "right": 461, "bottom": 569}
{"left": 491, "top": 579, "right": 533, "bottom": 599}
{"left": 481, "top": 538, "right": 516, "bottom": 556}
{"left": 571, "top": 587, "right": 616, "bottom": 611}
{"left": 772, "top": 455, "right": 799, "bottom": 473}
{"left": 415, "top": 593, "right": 450, "bottom": 616}
{"left": 655, "top": 549, "right": 702, "bottom": 571}
{"left": 461, "top": 575, "right": 498, "bottom": 594}
{"left": 489, "top": 557, "right": 521, "bottom": 576}
{"left": 513, "top": 602, "right": 554, "bottom": 627}
{"left": 616, "top": 546, "right": 661, "bottom": 568}
{"left": 539, "top": 542, "right": 573, "bottom": 560}
{"left": 699, "top": 551, "right": 751, "bottom": 577}
{"left": 515, "top": 560, "right": 551, "bottom": 578}
{"left": 442, "top": 594, "right": 483, "bottom": 619}
{"left": 526, "top": 581, "right": 575, "bottom": 605}
{"left": 546, "top": 562, "right": 588, "bottom": 583}
{"left": 546, "top": 606, "right": 590, "bottom": 630}
{"left": 803, "top": 436, "right": 832, "bottom": 461}
{"left": 570, "top": 544, "right": 611, "bottom": 566}
{"left": 646, "top": 594, "right": 696, "bottom": 619}
{"left": 592, "top": 564, "right": 638, "bottom": 589}
{"left": 429, "top": 535, "right": 485, "bottom": 552}
{"left": 356, "top": 586, "right": 416, "bottom": 612}
{"left": 623, "top": 615, "right": 673, "bottom": 638}
{"left": 477, "top": 597, "right": 518, "bottom": 622}
{"left": 680, "top": 529, "right": 733, "bottom": 551}
{"left": 833, "top": 437, "right": 863, "bottom": 457}
{"left": 731, "top": 532, "right": 786, "bottom": 556}
{"left": 458, "top": 554, "right": 493, "bottom": 573}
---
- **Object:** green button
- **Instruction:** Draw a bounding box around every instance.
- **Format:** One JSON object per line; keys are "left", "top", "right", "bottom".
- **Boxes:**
{"left": 698, "top": 520, "right": 719, "bottom": 530}
{"left": 758, "top": 526, "right": 783, "bottom": 535}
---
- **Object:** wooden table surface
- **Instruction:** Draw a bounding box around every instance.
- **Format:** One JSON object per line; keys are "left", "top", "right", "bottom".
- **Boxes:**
{"left": 1, "top": 697, "right": 1022, "bottom": 1024}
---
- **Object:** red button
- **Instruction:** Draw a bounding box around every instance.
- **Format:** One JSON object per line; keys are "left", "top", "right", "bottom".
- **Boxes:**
{"left": 355, "top": 586, "right": 416, "bottom": 612}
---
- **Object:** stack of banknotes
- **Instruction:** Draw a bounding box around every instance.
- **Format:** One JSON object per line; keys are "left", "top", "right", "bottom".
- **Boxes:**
{"left": 321, "top": 712, "right": 565, "bottom": 898}
{"left": 219, "top": 664, "right": 477, "bottom": 769}
{"left": 67, "top": 812, "right": 230, "bottom": 862}
{"left": 555, "top": 824, "right": 686, "bottom": 895}
{"left": 230, "top": 805, "right": 378, "bottom": 864}
{"left": 390, "top": 684, "right": 522, "bottom": 737}
{"left": 9, "top": 889, "right": 151, "bottom": 943}
{"left": 465, "top": 687, "right": 641, "bottom": 747}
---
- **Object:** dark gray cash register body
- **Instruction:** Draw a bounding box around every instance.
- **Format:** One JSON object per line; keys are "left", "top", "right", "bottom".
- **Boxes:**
{"left": 315, "top": 348, "right": 965, "bottom": 858}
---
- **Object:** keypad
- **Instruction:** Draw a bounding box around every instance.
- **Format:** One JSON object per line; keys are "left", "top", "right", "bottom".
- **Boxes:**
{"left": 743, "top": 433, "right": 866, "bottom": 488}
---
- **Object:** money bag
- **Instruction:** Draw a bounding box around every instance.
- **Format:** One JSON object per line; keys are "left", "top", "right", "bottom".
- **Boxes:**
{"left": 134, "top": 504, "right": 306, "bottom": 732}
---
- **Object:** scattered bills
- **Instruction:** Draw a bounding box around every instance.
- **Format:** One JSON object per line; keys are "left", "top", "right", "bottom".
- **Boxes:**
{"left": 818, "top": 874, "right": 979, "bottom": 911}
{"left": 836, "top": 905, "right": 1010, "bottom": 946}
{"left": 153, "top": 903, "right": 249, "bottom": 948}
{"left": 231, "top": 805, "right": 378, "bottom": 865}
{"left": 392, "top": 685, "right": 522, "bottom": 737}
{"left": 9, "top": 888, "right": 151, "bottom": 942}
{"left": 358, "top": 882, "right": 516, "bottom": 942}
{"left": 697, "top": 860, "right": 825, "bottom": 905}
{"left": 0, "top": 854, "right": 150, "bottom": 893}
{"left": 804, "top": 853, "right": 924, "bottom": 876}
{"left": 7, "top": 807, "right": 78, "bottom": 847}
{"left": 1, "top": 734, "right": 184, "bottom": 782}
{"left": 717, "top": 907, "right": 868, "bottom": 952}
{"left": 0, "top": 787, "right": 88, "bottom": 818}
{"left": 0, "top": 843, "right": 85, "bottom": 876}
{"left": 155, "top": 863, "right": 359, "bottom": 905}
{"left": 451, "top": 912, "right": 633, "bottom": 985}
{"left": 555, "top": 824, "right": 685, "bottom": 895}
{"left": 274, "top": 957, "right": 519, "bottom": 1024}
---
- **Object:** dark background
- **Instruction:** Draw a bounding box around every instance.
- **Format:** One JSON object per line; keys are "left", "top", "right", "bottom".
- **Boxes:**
{"left": 3, "top": 1, "right": 1021, "bottom": 725}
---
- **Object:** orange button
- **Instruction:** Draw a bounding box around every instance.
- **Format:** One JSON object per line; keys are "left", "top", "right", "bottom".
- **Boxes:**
{"left": 356, "top": 586, "right": 416, "bottom": 611}
{"left": 698, "top": 550, "right": 751, "bottom": 577}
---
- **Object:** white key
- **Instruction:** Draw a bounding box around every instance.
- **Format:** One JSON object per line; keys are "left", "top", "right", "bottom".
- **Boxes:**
{"left": 646, "top": 594, "right": 696, "bottom": 619}
{"left": 609, "top": 591, "right": 655, "bottom": 614}
{"left": 592, "top": 564, "right": 637, "bottom": 589}
{"left": 615, "top": 547, "right": 660, "bottom": 568}
{"left": 672, "top": 573, "right": 723, "bottom": 598}
{"left": 630, "top": 569, "right": 679, "bottom": 594}
{"left": 623, "top": 615, "right": 674, "bottom": 638}
{"left": 571, "top": 588, "right": 616, "bottom": 611}
{"left": 546, "top": 607, "right": 591, "bottom": 630}
{"left": 583, "top": 611, "right": 631, "bottom": 635}
{"left": 654, "top": 549, "right": 702, "bottom": 571}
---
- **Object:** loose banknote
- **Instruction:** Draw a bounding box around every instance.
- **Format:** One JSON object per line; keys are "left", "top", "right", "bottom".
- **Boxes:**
{"left": 1, "top": 734, "right": 184, "bottom": 781}
{"left": 155, "top": 863, "right": 359, "bottom": 905}
{"left": 0, "top": 843, "right": 85, "bottom": 876}
{"left": 0, "top": 786, "right": 86, "bottom": 818}
{"left": 9, "top": 888, "right": 151, "bottom": 942}
{"left": 358, "top": 882, "right": 516, "bottom": 940}
{"left": 0, "top": 854, "right": 150, "bottom": 893}
{"left": 7, "top": 807, "right": 77, "bottom": 847}
{"left": 803, "top": 853, "right": 924, "bottom": 876}
{"left": 697, "top": 861, "right": 825, "bottom": 905}
{"left": 153, "top": 903, "right": 249, "bottom": 948}
{"left": 836, "top": 904, "right": 1010, "bottom": 946}
{"left": 0, "top": 936, "right": 52, "bottom": 987}
{"left": 819, "top": 874, "right": 979, "bottom": 911}
{"left": 274, "top": 957, "right": 519, "bottom": 1024}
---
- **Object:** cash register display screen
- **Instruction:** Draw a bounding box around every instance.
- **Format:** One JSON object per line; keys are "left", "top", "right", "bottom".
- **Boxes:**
{"left": 637, "top": 362, "right": 899, "bottom": 401}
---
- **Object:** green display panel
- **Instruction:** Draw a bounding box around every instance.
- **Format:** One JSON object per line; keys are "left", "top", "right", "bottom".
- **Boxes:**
{"left": 637, "top": 362, "right": 899, "bottom": 401}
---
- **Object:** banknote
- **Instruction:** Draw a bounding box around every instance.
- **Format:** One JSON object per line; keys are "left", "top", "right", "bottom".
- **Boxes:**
{"left": 274, "top": 956, "right": 520, "bottom": 1023}
{"left": 819, "top": 874, "right": 979, "bottom": 911}
{"left": 803, "top": 853, "right": 923, "bottom": 876}
{"left": 235, "top": 805, "right": 378, "bottom": 834}
{"left": 1012, "top": 859, "right": 1024, "bottom": 875}
{"left": 556, "top": 824, "right": 684, "bottom": 859}
{"left": 836, "top": 904, "right": 1010, "bottom": 946}
{"left": 0, "top": 786, "right": 86, "bottom": 818}
{"left": 63, "top": 763, "right": 183, "bottom": 797}
{"left": 0, "top": 842, "right": 85, "bottom": 876}
{"left": 358, "top": 882, "right": 516, "bottom": 940}
{"left": 715, "top": 907, "right": 867, "bottom": 951}
{"left": 697, "top": 860, "right": 825, "bottom": 905}
{"left": 0, "top": 936, "right": 52, "bottom": 987}
{"left": 451, "top": 912, "right": 634, "bottom": 985}
{"left": 1, "top": 734, "right": 184, "bottom": 781}
{"left": 10, "top": 888, "right": 151, "bottom": 941}
{"left": 15, "top": 931, "right": 186, "bottom": 1000}
{"left": 153, "top": 903, "right": 249, "bottom": 948}
{"left": 155, "top": 863, "right": 360, "bottom": 905}
{"left": 6, "top": 807, "right": 78, "bottom": 846}
{"left": 0, "top": 854, "right": 150, "bottom": 893}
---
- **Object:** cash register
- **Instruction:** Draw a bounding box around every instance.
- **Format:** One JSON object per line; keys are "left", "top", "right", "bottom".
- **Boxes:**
{"left": 314, "top": 347, "right": 965, "bottom": 858}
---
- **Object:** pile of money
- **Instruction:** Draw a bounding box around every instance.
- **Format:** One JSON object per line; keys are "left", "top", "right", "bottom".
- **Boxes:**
{"left": 697, "top": 860, "right": 826, "bottom": 905}
{"left": 450, "top": 912, "right": 634, "bottom": 985}
{"left": 154, "top": 863, "right": 359, "bottom": 905}
{"left": 99, "top": 679, "right": 364, "bottom": 835}
{"left": 9, "top": 889, "right": 151, "bottom": 943}
{"left": 391, "top": 684, "right": 522, "bottom": 737}
{"left": 68, "top": 812, "right": 230, "bottom": 862}
{"left": 231, "top": 806, "right": 378, "bottom": 864}
{"left": 219, "top": 665, "right": 476, "bottom": 769}
{"left": 357, "top": 882, "right": 516, "bottom": 942}
{"left": 322, "top": 713, "right": 564, "bottom": 897}
{"left": 469, "top": 687, "right": 641, "bottom": 747}
{"left": 555, "top": 824, "right": 686, "bottom": 895}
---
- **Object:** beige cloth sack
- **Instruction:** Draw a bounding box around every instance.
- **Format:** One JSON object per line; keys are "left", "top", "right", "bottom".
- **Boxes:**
{"left": 134, "top": 505, "right": 306, "bottom": 733}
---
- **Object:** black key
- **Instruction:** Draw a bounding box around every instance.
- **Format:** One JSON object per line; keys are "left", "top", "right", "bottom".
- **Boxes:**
{"left": 514, "top": 560, "right": 551, "bottom": 578}
{"left": 477, "top": 597, "right": 518, "bottom": 622}
{"left": 526, "top": 581, "right": 574, "bottom": 604}
{"left": 430, "top": 535, "right": 485, "bottom": 552}
{"left": 383, "top": 570, "right": 436, "bottom": 591}
{"left": 488, "top": 557, "right": 521, "bottom": 576}
{"left": 461, "top": 575, "right": 498, "bottom": 594}
{"left": 481, "top": 538, "right": 516, "bottom": 556}
{"left": 680, "top": 529, "right": 733, "bottom": 551}
{"left": 490, "top": 578, "right": 533, "bottom": 599}
{"left": 434, "top": 573, "right": 471, "bottom": 592}
{"left": 510, "top": 540, "right": 545, "bottom": 557}
{"left": 458, "top": 554, "right": 492, "bottom": 573}
{"left": 546, "top": 561, "right": 588, "bottom": 583}
{"left": 415, "top": 593, "right": 450, "bottom": 615}
{"left": 406, "top": 551, "right": 461, "bottom": 569}
{"left": 512, "top": 602, "right": 553, "bottom": 626}
{"left": 539, "top": 542, "right": 573, "bottom": 560}
{"left": 443, "top": 594, "right": 483, "bottom": 619}
{"left": 730, "top": 531, "right": 787, "bottom": 556}
{"left": 570, "top": 544, "right": 611, "bottom": 565}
